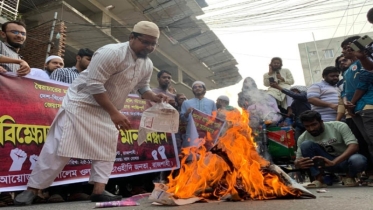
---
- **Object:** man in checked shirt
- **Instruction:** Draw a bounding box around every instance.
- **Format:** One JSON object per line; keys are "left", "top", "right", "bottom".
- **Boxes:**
{"left": 50, "top": 48, "right": 94, "bottom": 84}
{"left": 0, "top": 20, "right": 30, "bottom": 76}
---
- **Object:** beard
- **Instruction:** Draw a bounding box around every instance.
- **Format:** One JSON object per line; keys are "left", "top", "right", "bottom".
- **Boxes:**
{"left": 160, "top": 83, "right": 169, "bottom": 90}
{"left": 136, "top": 50, "right": 149, "bottom": 59}
{"left": 309, "top": 125, "right": 324, "bottom": 137}
{"left": 45, "top": 67, "right": 54, "bottom": 73}
{"left": 193, "top": 89, "right": 206, "bottom": 97}
{"left": 327, "top": 80, "right": 339, "bottom": 86}
{"left": 7, "top": 38, "right": 24, "bottom": 49}
{"left": 271, "top": 65, "right": 281, "bottom": 71}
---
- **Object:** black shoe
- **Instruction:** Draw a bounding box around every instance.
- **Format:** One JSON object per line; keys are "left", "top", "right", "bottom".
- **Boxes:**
{"left": 14, "top": 190, "right": 37, "bottom": 205}
{"left": 90, "top": 190, "right": 122, "bottom": 202}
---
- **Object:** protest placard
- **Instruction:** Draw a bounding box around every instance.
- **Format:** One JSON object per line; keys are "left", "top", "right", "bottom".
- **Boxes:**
{"left": 0, "top": 74, "right": 180, "bottom": 192}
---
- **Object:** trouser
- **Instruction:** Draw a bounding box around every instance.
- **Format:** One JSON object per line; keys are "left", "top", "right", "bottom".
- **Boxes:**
{"left": 300, "top": 140, "right": 367, "bottom": 177}
{"left": 346, "top": 118, "right": 373, "bottom": 170}
{"left": 27, "top": 110, "right": 114, "bottom": 189}
{"left": 352, "top": 110, "right": 373, "bottom": 163}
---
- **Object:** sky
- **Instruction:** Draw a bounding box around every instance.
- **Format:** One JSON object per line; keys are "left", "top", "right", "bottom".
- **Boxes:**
{"left": 202, "top": 0, "right": 373, "bottom": 107}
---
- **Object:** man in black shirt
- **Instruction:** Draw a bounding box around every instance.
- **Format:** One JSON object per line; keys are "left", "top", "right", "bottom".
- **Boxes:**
{"left": 270, "top": 82, "right": 311, "bottom": 142}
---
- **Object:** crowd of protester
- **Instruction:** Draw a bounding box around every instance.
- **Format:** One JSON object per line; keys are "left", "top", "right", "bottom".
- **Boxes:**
{"left": 0, "top": 7, "right": 373, "bottom": 207}
{"left": 293, "top": 9, "right": 373, "bottom": 188}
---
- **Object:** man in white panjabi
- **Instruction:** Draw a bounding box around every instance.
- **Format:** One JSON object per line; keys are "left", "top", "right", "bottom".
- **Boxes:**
{"left": 15, "top": 21, "right": 168, "bottom": 205}
{"left": 263, "top": 57, "right": 295, "bottom": 110}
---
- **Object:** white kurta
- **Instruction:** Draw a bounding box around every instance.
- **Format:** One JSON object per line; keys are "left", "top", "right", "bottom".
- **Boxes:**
{"left": 263, "top": 68, "right": 294, "bottom": 109}
{"left": 56, "top": 42, "right": 152, "bottom": 161}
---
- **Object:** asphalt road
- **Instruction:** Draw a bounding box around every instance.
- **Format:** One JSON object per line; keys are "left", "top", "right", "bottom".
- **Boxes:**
{"left": 2, "top": 185, "right": 373, "bottom": 210}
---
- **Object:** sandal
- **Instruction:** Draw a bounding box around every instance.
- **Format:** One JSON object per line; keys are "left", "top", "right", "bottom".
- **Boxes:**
{"left": 48, "top": 194, "right": 65, "bottom": 203}
{"left": 366, "top": 176, "right": 373, "bottom": 187}
{"left": 67, "top": 192, "right": 90, "bottom": 201}
{"left": 306, "top": 180, "right": 327, "bottom": 188}
{"left": 90, "top": 190, "right": 122, "bottom": 202}
{"left": 33, "top": 196, "right": 48, "bottom": 204}
{"left": 0, "top": 201, "right": 7, "bottom": 207}
{"left": 342, "top": 177, "right": 358, "bottom": 187}
{"left": 0, "top": 193, "right": 13, "bottom": 206}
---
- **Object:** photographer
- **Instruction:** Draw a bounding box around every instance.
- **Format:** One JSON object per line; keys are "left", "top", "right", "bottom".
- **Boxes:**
{"left": 346, "top": 9, "right": 373, "bottom": 70}
{"left": 294, "top": 110, "right": 366, "bottom": 188}
{"left": 349, "top": 41, "right": 373, "bottom": 71}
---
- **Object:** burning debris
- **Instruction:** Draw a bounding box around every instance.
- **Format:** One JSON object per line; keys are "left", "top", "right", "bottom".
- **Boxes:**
{"left": 150, "top": 110, "right": 315, "bottom": 205}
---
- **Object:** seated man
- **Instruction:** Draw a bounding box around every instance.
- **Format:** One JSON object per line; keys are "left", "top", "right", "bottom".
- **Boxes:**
{"left": 294, "top": 110, "right": 367, "bottom": 187}
{"left": 263, "top": 57, "right": 294, "bottom": 111}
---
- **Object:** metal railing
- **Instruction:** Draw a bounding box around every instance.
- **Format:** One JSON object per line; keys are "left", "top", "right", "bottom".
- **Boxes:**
{"left": 0, "top": 0, "right": 19, "bottom": 21}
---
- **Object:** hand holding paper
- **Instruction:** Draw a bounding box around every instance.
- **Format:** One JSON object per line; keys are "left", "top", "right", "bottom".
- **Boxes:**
{"left": 138, "top": 102, "right": 179, "bottom": 145}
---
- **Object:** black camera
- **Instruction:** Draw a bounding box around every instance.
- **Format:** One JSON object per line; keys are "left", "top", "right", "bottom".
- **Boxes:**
{"left": 268, "top": 77, "right": 275, "bottom": 83}
{"left": 350, "top": 35, "right": 373, "bottom": 59}
{"left": 313, "top": 158, "right": 325, "bottom": 168}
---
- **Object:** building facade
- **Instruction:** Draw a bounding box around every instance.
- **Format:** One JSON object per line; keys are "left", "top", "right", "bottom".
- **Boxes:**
{"left": 0, "top": 0, "right": 19, "bottom": 23}
{"left": 7, "top": 0, "right": 242, "bottom": 98}
{"left": 298, "top": 31, "right": 373, "bottom": 86}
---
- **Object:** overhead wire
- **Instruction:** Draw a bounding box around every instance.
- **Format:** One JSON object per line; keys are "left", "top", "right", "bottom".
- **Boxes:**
{"left": 307, "top": 0, "right": 352, "bottom": 73}
{"left": 21, "top": 0, "right": 372, "bottom": 56}
{"left": 320, "top": 0, "right": 368, "bottom": 69}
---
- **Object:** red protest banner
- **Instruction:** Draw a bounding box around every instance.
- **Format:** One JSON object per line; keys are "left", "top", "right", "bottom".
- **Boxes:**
{"left": 183, "top": 109, "right": 225, "bottom": 151}
{"left": 0, "top": 73, "right": 179, "bottom": 192}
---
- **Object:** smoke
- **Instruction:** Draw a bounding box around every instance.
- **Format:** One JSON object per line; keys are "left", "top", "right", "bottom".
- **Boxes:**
{"left": 238, "top": 77, "right": 281, "bottom": 128}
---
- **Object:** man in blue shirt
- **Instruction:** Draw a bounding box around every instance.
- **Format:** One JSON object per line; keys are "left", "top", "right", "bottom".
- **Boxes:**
{"left": 341, "top": 36, "right": 365, "bottom": 115}
{"left": 180, "top": 81, "right": 217, "bottom": 148}
{"left": 341, "top": 36, "right": 373, "bottom": 184}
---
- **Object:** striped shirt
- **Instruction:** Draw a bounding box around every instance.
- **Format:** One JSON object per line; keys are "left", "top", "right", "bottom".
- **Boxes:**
{"left": 307, "top": 80, "right": 339, "bottom": 122}
{"left": 0, "top": 41, "right": 21, "bottom": 72}
{"left": 57, "top": 42, "right": 153, "bottom": 161}
{"left": 50, "top": 66, "right": 80, "bottom": 84}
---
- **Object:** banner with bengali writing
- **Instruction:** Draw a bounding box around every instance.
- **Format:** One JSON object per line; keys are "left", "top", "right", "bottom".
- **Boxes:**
{"left": 185, "top": 109, "right": 225, "bottom": 151}
{"left": 0, "top": 73, "right": 180, "bottom": 192}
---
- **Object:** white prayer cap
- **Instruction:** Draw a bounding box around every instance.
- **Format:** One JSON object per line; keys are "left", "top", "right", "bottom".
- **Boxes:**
{"left": 192, "top": 81, "right": 205, "bottom": 88}
{"left": 133, "top": 21, "right": 160, "bottom": 38}
{"left": 217, "top": 95, "right": 229, "bottom": 102}
{"left": 45, "top": 55, "right": 63, "bottom": 63}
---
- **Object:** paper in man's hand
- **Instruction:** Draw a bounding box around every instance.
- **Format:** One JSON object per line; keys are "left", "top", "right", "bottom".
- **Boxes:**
{"left": 138, "top": 102, "right": 179, "bottom": 145}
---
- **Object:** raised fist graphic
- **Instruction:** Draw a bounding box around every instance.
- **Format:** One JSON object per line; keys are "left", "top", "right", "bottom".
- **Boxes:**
{"left": 9, "top": 148, "right": 27, "bottom": 171}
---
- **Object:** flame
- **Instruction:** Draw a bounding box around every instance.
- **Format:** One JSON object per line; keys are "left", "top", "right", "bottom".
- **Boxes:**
{"left": 167, "top": 109, "right": 301, "bottom": 200}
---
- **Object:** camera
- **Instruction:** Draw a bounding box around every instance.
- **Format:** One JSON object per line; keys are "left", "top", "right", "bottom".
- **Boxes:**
{"left": 268, "top": 77, "right": 275, "bottom": 83}
{"left": 350, "top": 35, "right": 373, "bottom": 59}
{"left": 313, "top": 158, "right": 325, "bottom": 168}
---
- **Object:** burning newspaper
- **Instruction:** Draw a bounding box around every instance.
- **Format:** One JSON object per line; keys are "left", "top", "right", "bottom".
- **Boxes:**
{"left": 149, "top": 109, "right": 315, "bottom": 205}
